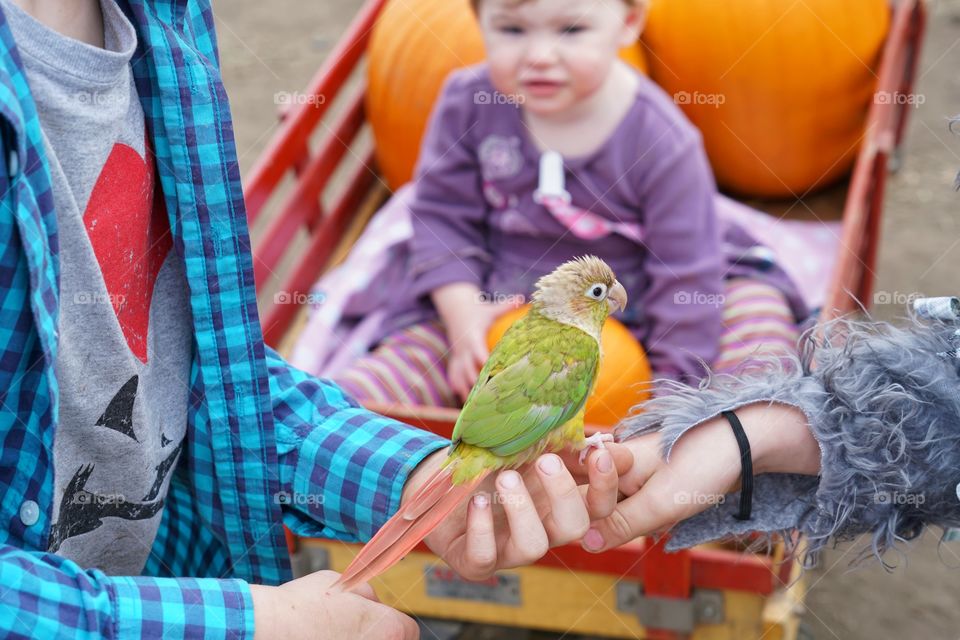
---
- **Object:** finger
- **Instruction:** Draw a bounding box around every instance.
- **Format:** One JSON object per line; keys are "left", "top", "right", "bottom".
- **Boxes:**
{"left": 582, "top": 469, "right": 718, "bottom": 553}
{"left": 471, "top": 334, "right": 489, "bottom": 361}
{"left": 558, "top": 442, "right": 633, "bottom": 483}
{"left": 456, "top": 370, "right": 473, "bottom": 401}
{"left": 471, "top": 344, "right": 488, "bottom": 371}
{"left": 533, "top": 454, "right": 590, "bottom": 545}
{"left": 582, "top": 449, "right": 620, "bottom": 520}
{"left": 464, "top": 359, "right": 482, "bottom": 391}
{"left": 461, "top": 492, "right": 498, "bottom": 580}
{"left": 450, "top": 365, "right": 468, "bottom": 401}
{"left": 496, "top": 470, "right": 549, "bottom": 567}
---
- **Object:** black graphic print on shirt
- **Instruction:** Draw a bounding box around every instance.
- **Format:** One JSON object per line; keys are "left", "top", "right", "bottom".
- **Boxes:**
{"left": 48, "top": 377, "right": 184, "bottom": 553}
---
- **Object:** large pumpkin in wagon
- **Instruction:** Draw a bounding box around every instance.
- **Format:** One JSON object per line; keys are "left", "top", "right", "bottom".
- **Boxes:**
{"left": 487, "top": 305, "right": 653, "bottom": 428}
{"left": 642, "top": 0, "right": 890, "bottom": 198}
{"left": 366, "top": 0, "right": 649, "bottom": 190}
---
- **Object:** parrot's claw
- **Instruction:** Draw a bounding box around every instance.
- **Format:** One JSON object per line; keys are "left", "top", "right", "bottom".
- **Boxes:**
{"left": 578, "top": 432, "right": 615, "bottom": 465}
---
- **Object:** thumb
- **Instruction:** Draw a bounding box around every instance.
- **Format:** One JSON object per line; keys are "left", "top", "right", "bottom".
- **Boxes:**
{"left": 581, "top": 490, "right": 669, "bottom": 553}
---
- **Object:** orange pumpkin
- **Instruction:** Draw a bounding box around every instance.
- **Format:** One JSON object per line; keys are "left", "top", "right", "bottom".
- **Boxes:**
{"left": 367, "top": 0, "right": 649, "bottom": 190}
{"left": 487, "top": 305, "right": 653, "bottom": 427}
{"left": 642, "top": 0, "right": 890, "bottom": 198}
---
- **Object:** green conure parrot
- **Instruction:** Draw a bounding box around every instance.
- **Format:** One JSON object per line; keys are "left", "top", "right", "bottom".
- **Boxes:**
{"left": 332, "top": 255, "right": 628, "bottom": 592}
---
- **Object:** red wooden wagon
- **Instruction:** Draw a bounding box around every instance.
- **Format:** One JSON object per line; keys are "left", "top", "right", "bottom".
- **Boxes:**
{"left": 243, "top": 1, "right": 928, "bottom": 636}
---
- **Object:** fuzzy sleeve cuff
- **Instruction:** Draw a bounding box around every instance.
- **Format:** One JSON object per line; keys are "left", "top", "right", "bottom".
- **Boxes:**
{"left": 617, "top": 315, "right": 960, "bottom": 562}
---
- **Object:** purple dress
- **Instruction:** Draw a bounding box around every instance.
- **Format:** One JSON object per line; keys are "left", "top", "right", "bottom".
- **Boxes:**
{"left": 378, "top": 64, "right": 806, "bottom": 384}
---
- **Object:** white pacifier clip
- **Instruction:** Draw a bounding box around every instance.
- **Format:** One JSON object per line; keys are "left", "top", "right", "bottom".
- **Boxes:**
{"left": 533, "top": 150, "right": 571, "bottom": 205}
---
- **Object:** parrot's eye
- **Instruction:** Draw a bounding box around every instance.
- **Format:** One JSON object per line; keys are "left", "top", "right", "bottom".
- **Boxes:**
{"left": 585, "top": 283, "right": 607, "bottom": 300}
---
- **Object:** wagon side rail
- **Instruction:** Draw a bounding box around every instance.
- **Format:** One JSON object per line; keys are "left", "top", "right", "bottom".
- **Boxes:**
{"left": 247, "top": 0, "right": 927, "bottom": 637}
{"left": 245, "top": 0, "right": 388, "bottom": 346}
{"left": 822, "top": 0, "right": 926, "bottom": 321}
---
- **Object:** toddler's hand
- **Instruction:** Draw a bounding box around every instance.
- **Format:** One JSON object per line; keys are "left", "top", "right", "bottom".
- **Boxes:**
{"left": 447, "top": 326, "right": 489, "bottom": 402}
{"left": 446, "top": 298, "right": 523, "bottom": 402}
{"left": 431, "top": 283, "right": 524, "bottom": 402}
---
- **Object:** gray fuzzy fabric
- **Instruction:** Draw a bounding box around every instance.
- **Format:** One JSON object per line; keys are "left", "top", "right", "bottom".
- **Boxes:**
{"left": 616, "top": 313, "right": 960, "bottom": 566}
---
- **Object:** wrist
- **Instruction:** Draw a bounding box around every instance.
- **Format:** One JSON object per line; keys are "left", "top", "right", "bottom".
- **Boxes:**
{"left": 401, "top": 448, "right": 448, "bottom": 507}
{"left": 738, "top": 403, "right": 821, "bottom": 476}
{"left": 250, "top": 584, "right": 280, "bottom": 640}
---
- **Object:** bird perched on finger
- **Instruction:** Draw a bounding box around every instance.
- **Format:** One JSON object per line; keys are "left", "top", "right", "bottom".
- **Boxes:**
{"left": 331, "top": 255, "right": 627, "bottom": 592}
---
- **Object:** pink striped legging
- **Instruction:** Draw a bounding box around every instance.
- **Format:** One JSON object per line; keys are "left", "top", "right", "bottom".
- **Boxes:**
{"left": 334, "top": 278, "right": 799, "bottom": 408}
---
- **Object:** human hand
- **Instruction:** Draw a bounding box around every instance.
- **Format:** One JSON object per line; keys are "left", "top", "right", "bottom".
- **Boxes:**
{"left": 405, "top": 444, "right": 633, "bottom": 580}
{"left": 445, "top": 297, "right": 523, "bottom": 402}
{"left": 580, "top": 402, "right": 821, "bottom": 552}
{"left": 250, "top": 570, "right": 418, "bottom": 640}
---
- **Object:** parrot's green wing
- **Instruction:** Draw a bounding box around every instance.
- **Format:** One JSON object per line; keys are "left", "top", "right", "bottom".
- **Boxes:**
{"left": 451, "top": 313, "right": 600, "bottom": 458}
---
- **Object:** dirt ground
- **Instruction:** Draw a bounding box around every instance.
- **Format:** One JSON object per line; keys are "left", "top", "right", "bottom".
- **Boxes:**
{"left": 212, "top": 0, "right": 960, "bottom": 637}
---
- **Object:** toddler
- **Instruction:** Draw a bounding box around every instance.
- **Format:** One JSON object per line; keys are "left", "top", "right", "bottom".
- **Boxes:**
{"left": 332, "top": 0, "right": 806, "bottom": 406}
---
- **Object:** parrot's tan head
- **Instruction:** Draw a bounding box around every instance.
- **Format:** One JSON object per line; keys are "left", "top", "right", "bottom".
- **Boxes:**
{"left": 530, "top": 256, "right": 627, "bottom": 341}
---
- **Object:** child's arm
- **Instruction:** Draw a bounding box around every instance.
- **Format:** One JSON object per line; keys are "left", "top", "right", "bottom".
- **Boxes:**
{"left": 432, "top": 282, "right": 522, "bottom": 401}
{"left": 0, "top": 544, "right": 255, "bottom": 638}
{"left": 406, "top": 73, "right": 490, "bottom": 315}
{"left": 432, "top": 282, "right": 488, "bottom": 400}
{"left": 401, "top": 72, "right": 508, "bottom": 398}
{"left": 605, "top": 313, "right": 960, "bottom": 562}
{"left": 634, "top": 132, "right": 725, "bottom": 384}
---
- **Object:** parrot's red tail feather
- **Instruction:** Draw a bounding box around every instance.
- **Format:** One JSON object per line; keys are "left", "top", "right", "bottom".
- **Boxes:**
{"left": 330, "top": 465, "right": 489, "bottom": 593}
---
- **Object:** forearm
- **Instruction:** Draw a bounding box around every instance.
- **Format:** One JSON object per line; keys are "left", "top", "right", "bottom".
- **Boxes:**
{"left": 276, "top": 402, "right": 449, "bottom": 542}
{"left": 619, "top": 314, "right": 960, "bottom": 558}
{"left": 0, "top": 544, "right": 253, "bottom": 639}
{"left": 268, "top": 346, "right": 449, "bottom": 541}
{"left": 729, "top": 402, "right": 821, "bottom": 476}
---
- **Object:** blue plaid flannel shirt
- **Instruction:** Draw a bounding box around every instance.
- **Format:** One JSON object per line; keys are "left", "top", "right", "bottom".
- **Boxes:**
{"left": 0, "top": 1, "right": 449, "bottom": 637}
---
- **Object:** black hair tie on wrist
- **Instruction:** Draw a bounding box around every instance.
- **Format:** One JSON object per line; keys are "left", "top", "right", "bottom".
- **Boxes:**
{"left": 722, "top": 410, "right": 753, "bottom": 521}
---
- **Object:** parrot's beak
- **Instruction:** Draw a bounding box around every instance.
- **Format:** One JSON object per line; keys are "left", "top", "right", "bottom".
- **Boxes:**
{"left": 607, "top": 281, "right": 627, "bottom": 313}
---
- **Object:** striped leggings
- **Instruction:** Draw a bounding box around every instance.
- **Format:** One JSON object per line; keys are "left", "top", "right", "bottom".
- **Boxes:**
{"left": 334, "top": 278, "right": 799, "bottom": 408}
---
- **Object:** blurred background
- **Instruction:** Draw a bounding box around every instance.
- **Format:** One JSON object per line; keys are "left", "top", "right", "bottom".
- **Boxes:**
{"left": 213, "top": 0, "right": 960, "bottom": 637}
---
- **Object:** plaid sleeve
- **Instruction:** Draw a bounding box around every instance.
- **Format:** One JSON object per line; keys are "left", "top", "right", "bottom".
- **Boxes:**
{"left": 266, "top": 347, "right": 449, "bottom": 542}
{"left": 110, "top": 576, "right": 252, "bottom": 639}
{"left": 0, "top": 544, "right": 253, "bottom": 639}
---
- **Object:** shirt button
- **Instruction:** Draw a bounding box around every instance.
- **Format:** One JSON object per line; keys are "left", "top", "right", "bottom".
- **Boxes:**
{"left": 7, "top": 148, "right": 18, "bottom": 178}
{"left": 19, "top": 500, "right": 39, "bottom": 527}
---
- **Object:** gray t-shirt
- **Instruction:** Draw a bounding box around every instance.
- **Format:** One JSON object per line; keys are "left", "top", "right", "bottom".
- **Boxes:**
{"left": 2, "top": 0, "right": 192, "bottom": 575}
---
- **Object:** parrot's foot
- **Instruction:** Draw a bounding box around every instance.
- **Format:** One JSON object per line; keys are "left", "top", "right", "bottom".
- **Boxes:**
{"left": 578, "top": 432, "right": 615, "bottom": 465}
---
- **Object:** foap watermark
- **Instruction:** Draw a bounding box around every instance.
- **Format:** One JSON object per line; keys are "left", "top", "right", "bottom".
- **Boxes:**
{"left": 274, "top": 91, "right": 326, "bottom": 107}
{"left": 875, "top": 91, "right": 925, "bottom": 107}
{"left": 674, "top": 91, "right": 726, "bottom": 108}
{"left": 874, "top": 491, "right": 925, "bottom": 507}
{"left": 274, "top": 291, "right": 327, "bottom": 306}
{"left": 72, "top": 90, "right": 127, "bottom": 108}
{"left": 274, "top": 491, "right": 325, "bottom": 506}
{"left": 492, "top": 492, "right": 528, "bottom": 507}
{"left": 873, "top": 290, "right": 925, "bottom": 306}
{"left": 477, "top": 292, "right": 526, "bottom": 306}
{"left": 474, "top": 90, "right": 525, "bottom": 107}
{"left": 673, "top": 290, "right": 725, "bottom": 308}
{"left": 71, "top": 492, "right": 127, "bottom": 506}
{"left": 74, "top": 291, "right": 125, "bottom": 306}
{"left": 674, "top": 491, "right": 726, "bottom": 506}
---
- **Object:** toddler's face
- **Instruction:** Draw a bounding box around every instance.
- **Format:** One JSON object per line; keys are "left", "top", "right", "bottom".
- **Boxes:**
{"left": 477, "top": 0, "right": 642, "bottom": 117}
